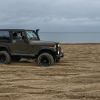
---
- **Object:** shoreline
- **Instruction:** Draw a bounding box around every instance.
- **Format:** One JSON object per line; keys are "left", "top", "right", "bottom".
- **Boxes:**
{"left": 61, "top": 43, "right": 100, "bottom": 45}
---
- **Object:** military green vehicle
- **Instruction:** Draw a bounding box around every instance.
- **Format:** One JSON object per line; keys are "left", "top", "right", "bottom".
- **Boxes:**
{"left": 0, "top": 29, "right": 64, "bottom": 66}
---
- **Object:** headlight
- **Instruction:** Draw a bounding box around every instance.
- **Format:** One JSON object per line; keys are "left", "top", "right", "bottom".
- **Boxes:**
{"left": 58, "top": 44, "right": 60, "bottom": 47}
{"left": 57, "top": 43, "right": 60, "bottom": 48}
{"left": 58, "top": 50, "right": 60, "bottom": 54}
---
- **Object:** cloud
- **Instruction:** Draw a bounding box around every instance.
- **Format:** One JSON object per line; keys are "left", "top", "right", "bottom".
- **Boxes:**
{"left": 0, "top": 0, "right": 100, "bottom": 32}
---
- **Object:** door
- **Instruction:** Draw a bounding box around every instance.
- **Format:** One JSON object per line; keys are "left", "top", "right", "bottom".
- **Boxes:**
{"left": 10, "top": 31, "right": 30, "bottom": 55}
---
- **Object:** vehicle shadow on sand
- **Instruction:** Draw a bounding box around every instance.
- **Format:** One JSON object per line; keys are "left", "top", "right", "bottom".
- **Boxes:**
{"left": 10, "top": 59, "right": 38, "bottom": 67}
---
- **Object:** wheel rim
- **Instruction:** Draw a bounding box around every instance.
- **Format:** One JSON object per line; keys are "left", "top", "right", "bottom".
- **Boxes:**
{"left": 0, "top": 54, "right": 6, "bottom": 64}
{"left": 40, "top": 55, "right": 50, "bottom": 66}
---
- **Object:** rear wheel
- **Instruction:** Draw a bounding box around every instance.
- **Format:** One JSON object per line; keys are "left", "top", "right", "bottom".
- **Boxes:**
{"left": 0, "top": 51, "right": 11, "bottom": 64}
{"left": 37, "top": 53, "right": 54, "bottom": 66}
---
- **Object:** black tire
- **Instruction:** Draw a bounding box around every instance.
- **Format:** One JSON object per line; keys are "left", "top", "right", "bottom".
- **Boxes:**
{"left": 37, "top": 53, "right": 54, "bottom": 66}
{"left": 12, "top": 56, "right": 21, "bottom": 62}
{"left": 0, "top": 51, "right": 11, "bottom": 64}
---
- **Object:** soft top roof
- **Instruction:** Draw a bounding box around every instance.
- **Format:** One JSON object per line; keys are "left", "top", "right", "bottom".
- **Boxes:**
{"left": 0, "top": 29, "right": 34, "bottom": 31}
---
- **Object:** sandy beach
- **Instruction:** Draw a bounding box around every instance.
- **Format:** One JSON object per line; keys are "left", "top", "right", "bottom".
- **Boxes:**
{"left": 0, "top": 44, "right": 100, "bottom": 100}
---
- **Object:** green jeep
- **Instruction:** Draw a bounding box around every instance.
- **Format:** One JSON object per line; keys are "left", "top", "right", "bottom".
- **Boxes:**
{"left": 0, "top": 29, "right": 64, "bottom": 66}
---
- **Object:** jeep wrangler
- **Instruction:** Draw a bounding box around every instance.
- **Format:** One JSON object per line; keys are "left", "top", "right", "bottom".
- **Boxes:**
{"left": 0, "top": 29, "right": 64, "bottom": 66}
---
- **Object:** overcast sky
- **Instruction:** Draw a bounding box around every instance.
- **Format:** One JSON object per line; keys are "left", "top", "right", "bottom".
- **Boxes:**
{"left": 0, "top": 0, "right": 100, "bottom": 32}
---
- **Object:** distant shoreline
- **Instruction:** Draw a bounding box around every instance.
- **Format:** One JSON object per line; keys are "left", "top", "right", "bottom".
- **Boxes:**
{"left": 61, "top": 43, "right": 100, "bottom": 45}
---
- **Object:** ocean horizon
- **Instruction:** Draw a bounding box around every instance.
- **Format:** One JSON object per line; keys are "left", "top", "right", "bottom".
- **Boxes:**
{"left": 39, "top": 32, "right": 100, "bottom": 43}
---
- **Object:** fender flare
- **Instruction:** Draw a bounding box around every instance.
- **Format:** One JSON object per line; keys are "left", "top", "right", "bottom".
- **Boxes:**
{"left": 37, "top": 48, "right": 56, "bottom": 58}
{"left": 0, "top": 46, "right": 10, "bottom": 54}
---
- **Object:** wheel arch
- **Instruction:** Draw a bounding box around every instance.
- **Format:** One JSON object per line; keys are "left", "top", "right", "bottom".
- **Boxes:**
{"left": 37, "top": 49, "right": 56, "bottom": 58}
{"left": 0, "top": 46, "right": 10, "bottom": 54}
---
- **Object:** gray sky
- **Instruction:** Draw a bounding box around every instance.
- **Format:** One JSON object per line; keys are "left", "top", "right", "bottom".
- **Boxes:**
{"left": 0, "top": 0, "right": 100, "bottom": 32}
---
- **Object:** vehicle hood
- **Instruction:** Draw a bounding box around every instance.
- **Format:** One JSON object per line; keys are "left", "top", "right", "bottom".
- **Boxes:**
{"left": 29, "top": 40, "right": 58, "bottom": 45}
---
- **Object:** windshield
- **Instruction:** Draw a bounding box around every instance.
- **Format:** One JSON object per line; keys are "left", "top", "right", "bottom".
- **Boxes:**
{"left": 26, "top": 31, "right": 38, "bottom": 40}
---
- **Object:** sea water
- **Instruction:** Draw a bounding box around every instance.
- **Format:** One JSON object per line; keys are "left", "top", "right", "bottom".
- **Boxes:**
{"left": 39, "top": 32, "right": 100, "bottom": 43}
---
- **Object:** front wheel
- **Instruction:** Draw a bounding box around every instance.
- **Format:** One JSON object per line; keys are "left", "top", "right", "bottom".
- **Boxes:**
{"left": 37, "top": 53, "right": 54, "bottom": 66}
